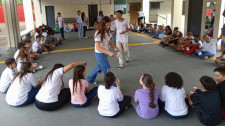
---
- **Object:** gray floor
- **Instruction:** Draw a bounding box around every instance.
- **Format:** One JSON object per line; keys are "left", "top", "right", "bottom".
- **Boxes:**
{"left": 0, "top": 31, "right": 224, "bottom": 126}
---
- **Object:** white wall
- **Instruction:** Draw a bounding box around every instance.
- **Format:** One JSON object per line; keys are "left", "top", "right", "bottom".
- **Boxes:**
{"left": 149, "top": 0, "right": 172, "bottom": 24}
{"left": 35, "top": 1, "right": 131, "bottom": 27}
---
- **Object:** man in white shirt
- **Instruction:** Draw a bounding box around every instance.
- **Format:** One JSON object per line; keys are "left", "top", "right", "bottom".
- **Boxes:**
{"left": 197, "top": 34, "right": 222, "bottom": 59}
{"left": 73, "top": 10, "right": 83, "bottom": 40}
{"left": 56, "top": 12, "right": 65, "bottom": 40}
{"left": 137, "top": 8, "right": 145, "bottom": 25}
{"left": 115, "top": 10, "right": 131, "bottom": 69}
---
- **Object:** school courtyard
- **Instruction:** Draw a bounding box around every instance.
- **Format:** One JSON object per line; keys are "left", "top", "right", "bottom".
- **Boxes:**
{"left": 0, "top": 31, "right": 224, "bottom": 126}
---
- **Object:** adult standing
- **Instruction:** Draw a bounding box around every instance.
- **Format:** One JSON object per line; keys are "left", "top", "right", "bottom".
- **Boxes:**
{"left": 110, "top": 15, "right": 117, "bottom": 45}
{"left": 115, "top": 10, "right": 131, "bottom": 69}
{"left": 73, "top": 10, "right": 83, "bottom": 40}
{"left": 97, "top": 11, "right": 104, "bottom": 22}
{"left": 137, "top": 8, "right": 145, "bottom": 25}
{"left": 81, "top": 12, "right": 89, "bottom": 39}
{"left": 57, "top": 12, "right": 65, "bottom": 40}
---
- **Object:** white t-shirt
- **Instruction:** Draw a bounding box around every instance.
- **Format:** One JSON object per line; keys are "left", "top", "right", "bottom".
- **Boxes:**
{"left": 191, "top": 40, "right": 203, "bottom": 48}
{"left": 14, "top": 50, "right": 19, "bottom": 60}
{"left": 98, "top": 85, "right": 123, "bottom": 116}
{"left": 82, "top": 17, "right": 88, "bottom": 26}
{"left": 115, "top": 19, "right": 130, "bottom": 43}
{"left": 75, "top": 15, "right": 82, "bottom": 24}
{"left": 160, "top": 85, "right": 188, "bottom": 116}
{"left": 32, "top": 41, "right": 41, "bottom": 52}
{"left": 97, "top": 16, "right": 103, "bottom": 22}
{"left": 0, "top": 67, "right": 15, "bottom": 93}
{"left": 202, "top": 39, "right": 217, "bottom": 54}
{"left": 42, "top": 32, "right": 48, "bottom": 41}
{"left": 94, "top": 31, "right": 111, "bottom": 53}
{"left": 34, "top": 32, "right": 39, "bottom": 40}
{"left": 137, "top": 11, "right": 144, "bottom": 18}
{"left": 6, "top": 73, "right": 38, "bottom": 106}
{"left": 36, "top": 68, "right": 64, "bottom": 103}
{"left": 110, "top": 20, "right": 116, "bottom": 31}
{"left": 16, "top": 57, "right": 27, "bottom": 72}
{"left": 58, "top": 16, "right": 64, "bottom": 28}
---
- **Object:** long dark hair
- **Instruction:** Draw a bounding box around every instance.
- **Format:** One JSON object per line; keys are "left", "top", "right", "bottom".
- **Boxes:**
{"left": 43, "top": 64, "right": 64, "bottom": 83}
{"left": 97, "top": 16, "right": 111, "bottom": 42}
{"left": 81, "top": 12, "right": 85, "bottom": 22}
{"left": 16, "top": 47, "right": 28, "bottom": 61}
{"left": 104, "top": 72, "right": 116, "bottom": 89}
{"left": 72, "top": 65, "right": 85, "bottom": 94}
{"left": 12, "top": 62, "right": 32, "bottom": 83}
{"left": 142, "top": 74, "right": 156, "bottom": 108}
{"left": 99, "top": 11, "right": 103, "bottom": 16}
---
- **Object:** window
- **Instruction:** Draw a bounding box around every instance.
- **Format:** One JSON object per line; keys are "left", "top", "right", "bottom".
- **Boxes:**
{"left": 150, "top": 2, "right": 160, "bottom": 10}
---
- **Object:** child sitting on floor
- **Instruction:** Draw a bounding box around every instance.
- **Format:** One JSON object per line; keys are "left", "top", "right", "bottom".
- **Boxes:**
{"left": 175, "top": 32, "right": 193, "bottom": 52}
{"left": 6, "top": 62, "right": 42, "bottom": 107}
{"left": 196, "top": 34, "right": 222, "bottom": 59}
{"left": 98, "top": 72, "right": 132, "bottom": 118}
{"left": 32, "top": 35, "right": 48, "bottom": 54}
{"left": 0, "top": 58, "right": 17, "bottom": 93}
{"left": 14, "top": 42, "right": 26, "bottom": 60}
{"left": 133, "top": 74, "right": 159, "bottom": 119}
{"left": 183, "top": 35, "right": 202, "bottom": 56}
{"left": 187, "top": 76, "right": 223, "bottom": 126}
{"left": 64, "top": 24, "right": 72, "bottom": 33}
{"left": 25, "top": 41, "right": 40, "bottom": 60}
{"left": 159, "top": 72, "right": 188, "bottom": 119}
{"left": 214, "top": 67, "right": 225, "bottom": 119}
{"left": 69, "top": 65, "right": 98, "bottom": 108}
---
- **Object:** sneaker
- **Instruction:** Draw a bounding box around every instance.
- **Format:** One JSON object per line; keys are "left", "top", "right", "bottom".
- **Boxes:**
{"left": 83, "top": 36, "right": 88, "bottom": 39}
{"left": 36, "top": 65, "right": 44, "bottom": 70}
{"left": 126, "top": 59, "right": 131, "bottom": 63}
{"left": 118, "top": 64, "right": 124, "bottom": 70}
{"left": 42, "top": 52, "right": 48, "bottom": 55}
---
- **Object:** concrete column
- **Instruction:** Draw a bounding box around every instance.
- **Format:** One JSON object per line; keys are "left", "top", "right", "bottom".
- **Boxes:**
{"left": 213, "top": 0, "right": 225, "bottom": 38}
{"left": 33, "top": 0, "right": 43, "bottom": 27}
{"left": 2, "top": 0, "right": 21, "bottom": 48}
{"left": 142, "top": 0, "right": 150, "bottom": 23}
{"left": 23, "top": 0, "right": 34, "bottom": 30}
{"left": 171, "top": 0, "right": 183, "bottom": 29}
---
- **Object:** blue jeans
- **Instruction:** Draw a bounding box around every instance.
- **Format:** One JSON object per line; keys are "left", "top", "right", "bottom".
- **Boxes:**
{"left": 37, "top": 49, "right": 45, "bottom": 54}
{"left": 72, "top": 86, "right": 98, "bottom": 108}
{"left": 110, "top": 30, "right": 117, "bottom": 45}
{"left": 87, "top": 53, "right": 111, "bottom": 84}
{"left": 60, "top": 27, "right": 65, "bottom": 39}
{"left": 17, "top": 88, "right": 40, "bottom": 107}
{"left": 195, "top": 49, "right": 214, "bottom": 58}
{"left": 77, "top": 23, "right": 83, "bottom": 39}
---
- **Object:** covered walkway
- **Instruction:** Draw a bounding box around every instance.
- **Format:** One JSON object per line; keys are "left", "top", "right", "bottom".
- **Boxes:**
{"left": 0, "top": 31, "right": 224, "bottom": 126}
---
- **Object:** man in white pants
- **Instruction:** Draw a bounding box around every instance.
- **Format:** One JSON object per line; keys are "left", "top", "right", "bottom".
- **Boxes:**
{"left": 115, "top": 10, "right": 131, "bottom": 69}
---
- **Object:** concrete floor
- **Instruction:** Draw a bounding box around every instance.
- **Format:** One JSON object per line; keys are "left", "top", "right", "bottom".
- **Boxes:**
{"left": 0, "top": 31, "right": 224, "bottom": 126}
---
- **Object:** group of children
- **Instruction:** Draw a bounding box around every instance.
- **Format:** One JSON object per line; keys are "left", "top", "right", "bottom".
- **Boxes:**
{"left": 1, "top": 56, "right": 225, "bottom": 125}
{"left": 157, "top": 26, "right": 223, "bottom": 60}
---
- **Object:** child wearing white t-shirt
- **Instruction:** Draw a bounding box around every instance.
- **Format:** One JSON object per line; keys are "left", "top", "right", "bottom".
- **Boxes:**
{"left": 35, "top": 61, "right": 86, "bottom": 111}
{"left": 32, "top": 35, "right": 47, "bottom": 54}
{"left": 98, "top": 72, "right": 131, "bottom": 117}
{"left": 115, "top": 10, "right": 131, "bottom": 69}
{"left": 160, "top": 72, "right": 188, "bottom": 119}
{"left": 87, "top": 16, "right": 119, "bottom": 85}
{"left": 6, "top": 62, "right": 42, "bottom": 107}
{"left": 0, "top": 58, "right": 17, "bottom": 93}
{"left": 196, "top": 34, "right": 222, "bottom": 59}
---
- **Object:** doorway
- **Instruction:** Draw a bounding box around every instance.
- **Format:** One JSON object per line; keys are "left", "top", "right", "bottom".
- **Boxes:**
{"left": 88, "top": 5, "right": 98, "bottom": 26}
{"left": 46, "top": 6, "right": 55, "bottom": 29}
{"left": 130, "top": 3, "right": 141, "bottom": 25}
